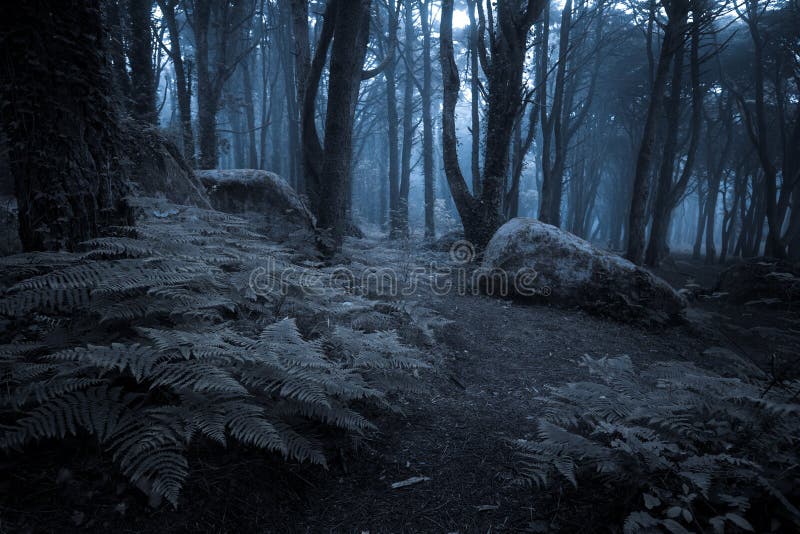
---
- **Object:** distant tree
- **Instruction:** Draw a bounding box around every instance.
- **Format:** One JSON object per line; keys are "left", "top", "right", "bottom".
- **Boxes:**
{"left": 418, "top": 0, "right": 435, "bottom": 238}
{"left": 187, "top": 0, "right": 257, "bottom": 169}
{"left": 157, "top": 0, "right": 195, "bottom": 162}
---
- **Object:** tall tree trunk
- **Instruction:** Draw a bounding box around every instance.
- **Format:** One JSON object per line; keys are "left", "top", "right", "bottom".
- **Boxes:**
{"left": 440, "top": 0, "right": 545, "bottom": 249}
{"left": 193, "top": 0, "right": 218, "bottom": 169}
{"left": 297, "top": 0, "right": 335, "bottom": 216}
{"left": 316, "top": 0, "right": 372, "bottom": 248}
{"left": 280, "top": 4, "right": 300, "bottom": 188}
{"left": 466, "top": 0, "right": 481, "bottom": 196}
{"left": 539, "top": 0, "right": 572, "bottom": 227}
{"left": 106, "top": 0, "right": 131, "bottom": 104}
{"left": 418, "top": 0, "right": 435, "bottom": 238}
{"left": 626, "top": 6, "right": 686, "bottom": 264}
{"left": 158, "top": 0, "right": 195, "bottom": 164}
{"left": 128, "top": 0, "right": 157, "bottom": 123}
{"left": 242, "top": 57, "right": 259, "bottom": 169}
{"left": 385, "top": 0, "right": 402, "bottom": 238}
{"left": 739, "top": 0, "right": 784, "bottom": 258}
{"left": 0, "top": 0, "right": 133, "bottom": 251}
{"left": 399, "top": 0, "right": 415, "bottom": 238}
{"left": 644, "top": 36, "right": 685, "bottom": 266}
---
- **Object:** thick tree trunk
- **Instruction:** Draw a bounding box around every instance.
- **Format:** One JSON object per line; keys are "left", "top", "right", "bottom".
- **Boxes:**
{"left": 0, "top": 0, "right": 133, "bottom": 251}
{"left": 316, "top": 0, "right": 372, "bottom": 248}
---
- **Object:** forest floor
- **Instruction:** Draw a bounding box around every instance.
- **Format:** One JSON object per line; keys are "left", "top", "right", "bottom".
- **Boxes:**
{"left": 3, "top": 237, "right": 798, "bottom": 533}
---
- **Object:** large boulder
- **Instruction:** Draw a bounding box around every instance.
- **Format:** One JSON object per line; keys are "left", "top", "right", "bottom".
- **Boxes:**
{"left": 196, "top": 169, "right": 315, "bottom": 239}
{"left": 479, "top": 218, "right": 686, "bottom": 324}
{"left": 714, "top": 258, "right": 800, "bottom": 307}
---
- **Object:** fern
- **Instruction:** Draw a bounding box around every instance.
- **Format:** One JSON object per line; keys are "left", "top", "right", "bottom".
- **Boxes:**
{"left": 0, "top": 199, "right": 428, "bottom": 508}
{"left": 514, "top": 354, "right": 800, "bottom": 532}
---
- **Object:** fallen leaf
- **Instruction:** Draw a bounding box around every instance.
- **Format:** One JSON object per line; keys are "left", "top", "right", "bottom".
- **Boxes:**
{"left": 390, "top": 476, "right": 430, "bottom": 489}
{"left": 476, "top": 504, "right": 499, "bottom": 512}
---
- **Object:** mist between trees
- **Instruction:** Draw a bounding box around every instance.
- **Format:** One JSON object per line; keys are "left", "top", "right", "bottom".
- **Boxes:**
{"left": 2, "top": 0, "right": 797, "bottom": 262}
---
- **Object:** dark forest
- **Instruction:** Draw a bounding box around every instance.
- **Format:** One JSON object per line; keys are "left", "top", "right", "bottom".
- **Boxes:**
{"left": 0, "top": 0, "right": 799, "bottom": 531}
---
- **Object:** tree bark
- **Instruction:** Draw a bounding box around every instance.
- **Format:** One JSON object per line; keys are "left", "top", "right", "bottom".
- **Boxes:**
{"left": 128, "top": 0, "right": 157, "bottom": 124}
{"left": 466, "top": 0, "right": 482, "bottom": 196}
{"left": 398, "top": 0, "right": 415, "bottom": 237}
{"left": 316, "top": 0, "right": 372, "bottom": 248}
{"left": 158, "top": 0, "right": 195, "bottom": 164}
{"left": 440, "top": 0, "right": 546, "bottom": 249}
{"left": 385, "top": 0, "right": 402, "bottom": 238}
{"left": 0, "top": 0, "right": 133, "bottom": 251}
{"left": 626, "top": 2, "right": 687, "bottom": 265}
{"left": 418, "top": 0, "right": 435, "bottom": 238}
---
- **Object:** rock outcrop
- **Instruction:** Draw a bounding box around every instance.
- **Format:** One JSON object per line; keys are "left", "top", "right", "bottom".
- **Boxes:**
{"left": 196, "top": 169, "right": 315, "bottom": 239}
{"left": 479, "top": 218, "right": 686, "bottom": 324}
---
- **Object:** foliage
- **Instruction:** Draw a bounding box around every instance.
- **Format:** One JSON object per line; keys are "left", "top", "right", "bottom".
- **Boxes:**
{"left": 0, "top": 199, "right": 428, "bottom": 507}
{"left": 514, "top": 354, "right": 800, "bottom": 533}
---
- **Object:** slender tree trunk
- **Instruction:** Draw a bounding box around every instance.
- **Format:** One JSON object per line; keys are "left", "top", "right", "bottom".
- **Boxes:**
{"left": 399, "top": 0, "right": 415, "bottom": 237}
{"left": 128, "top": 0, "right": 157, "bottom": 123}
{"left": 645, "top": 37, "right": 685, "bottom": 266}
{"left": 280, "top": 5, "right": 300, "bottom": 187}
{"left": 158, "top": 0, "right": 195, "bottom": 164}
{"left": 242, "top": 57, "right": 258, "bottom": 169}
{"left": 741, "top": 0, "right": 783, "bottom": 257}
{"left": 539, "top": 0, "right": 572, "bottom": 227}
{"left": 626, "top": 14, "right": 684, "bottom": 264}
{"left": 692, "top": 187, "right": 706, "bottom": 260}
{"left": 466, "top": 0, "right": 481, "bottom": 196}
{"left": 385, "top": 0, "right": 401, "bottom": 238}
{"left": 419, "top": 0, "right": 435, "bottom": 238}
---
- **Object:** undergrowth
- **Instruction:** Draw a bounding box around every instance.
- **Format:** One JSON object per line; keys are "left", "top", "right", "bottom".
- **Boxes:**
{"left": 0, "top": 198, "right": 428, "bottom": 507}
{"left": 514, "top": 354, "right": 800, "bottom": 533}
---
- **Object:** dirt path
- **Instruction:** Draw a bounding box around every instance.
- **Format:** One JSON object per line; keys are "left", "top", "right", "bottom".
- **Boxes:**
{"left": 260, "top": 241, "right": 720, "bottom": 533}
{"left": 284, "top": 286, "right": 709, "bottom": 532}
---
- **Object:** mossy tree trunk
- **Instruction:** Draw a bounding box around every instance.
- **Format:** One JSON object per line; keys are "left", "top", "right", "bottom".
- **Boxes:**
{"left": 0, "top": 0, "right": 132, "bottom": 251}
